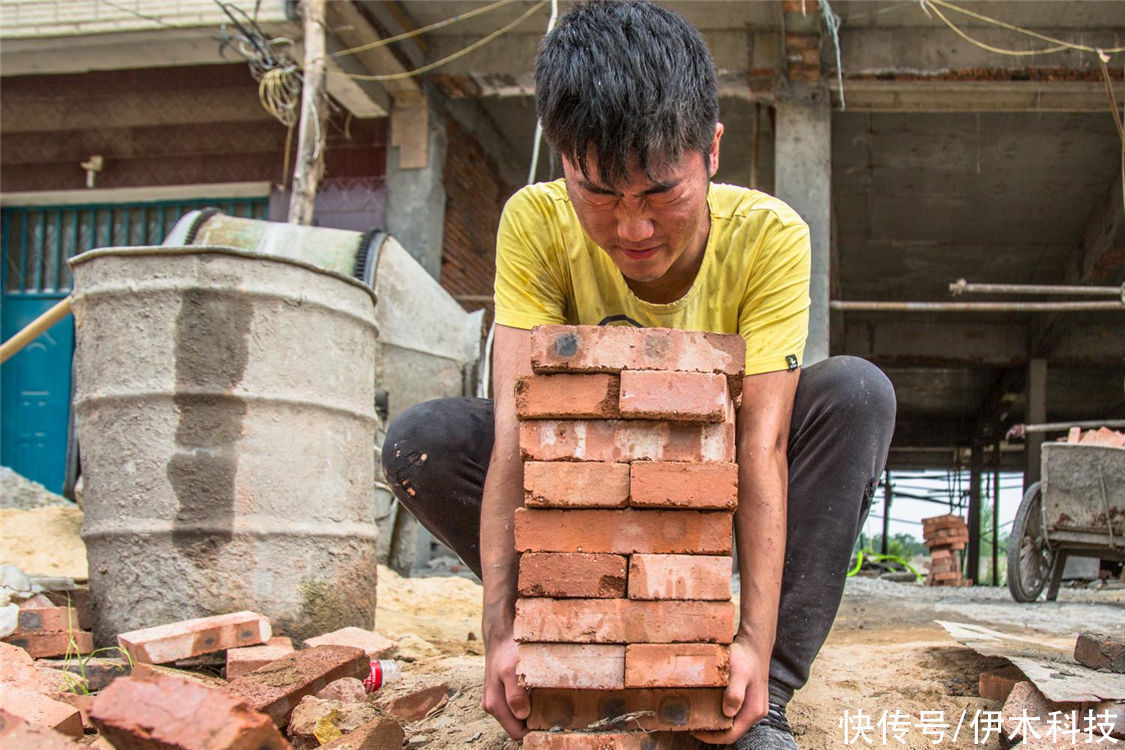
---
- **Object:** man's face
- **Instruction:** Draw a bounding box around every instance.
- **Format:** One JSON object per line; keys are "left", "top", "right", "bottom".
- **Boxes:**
{"left": 562, "top": 125, "right": 723, "bottom": 294}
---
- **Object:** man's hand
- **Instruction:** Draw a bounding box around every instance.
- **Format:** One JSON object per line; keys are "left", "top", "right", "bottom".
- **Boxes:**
{"left": 481, "top": 626, "right": 530, "bottom": 739}
{"left": 693, "top": 635, "right": 770, "bottom": 744}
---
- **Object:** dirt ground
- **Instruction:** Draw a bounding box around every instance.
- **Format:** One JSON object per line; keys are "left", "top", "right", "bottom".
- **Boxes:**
{"left": 374, "top": 567, "right": 1125, "bottom": 750}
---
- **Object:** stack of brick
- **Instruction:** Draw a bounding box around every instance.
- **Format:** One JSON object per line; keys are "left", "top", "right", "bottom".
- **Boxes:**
{"left": 1, "top": 599, "right": 94, "bottom": 659}
{"left": 512, "top": 325, "right": 744, "bottom": 747}
{"left": 922, "top": 514, "right": 971, "bottom": 587}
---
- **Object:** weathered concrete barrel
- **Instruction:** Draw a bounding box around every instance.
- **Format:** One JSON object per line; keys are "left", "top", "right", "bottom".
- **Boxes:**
{"left": 70, "top": 246, "right": 379, "bottom": 644}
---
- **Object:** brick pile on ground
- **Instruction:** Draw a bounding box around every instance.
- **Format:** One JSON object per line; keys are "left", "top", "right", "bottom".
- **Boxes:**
{"left": 0, "top": 607, "right": 436, "bottom": 748}
{"left": 922, "top": 514, "right": 972, "bottom": 587}
{"left": 513, "top": 324, "right": 744, "bottom": 747}
{"left": 1061, "top": 426, "right": 1125, "bottom": 447}
{"left": 1, "top": 597, "right": 95, "bottom": 659}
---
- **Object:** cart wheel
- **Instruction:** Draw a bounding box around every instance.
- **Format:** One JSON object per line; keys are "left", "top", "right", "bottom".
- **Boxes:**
{"left": 1007, "top": 482, "right": 1057, "bottom": 602}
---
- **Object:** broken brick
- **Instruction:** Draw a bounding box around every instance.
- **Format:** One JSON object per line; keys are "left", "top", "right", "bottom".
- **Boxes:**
{"left": 514, "top": 599, "right": 734, "bottom": 644}
{"left": 315, "top": 677, "right": 367, "bottom": 703}
{"left": 90, "top": 671, "right": 287, "bottom": 749}
{"left": 303, "top": 627, "right": 397, "bottom": 660}
{"left": 223, "top": 645, "right": 369, "bottom": 726}
{"left": 527, "top": 688, "right": 731, "bottom": 732}
{"left": 319, "top": 715, "right": 405, "bottom": 749}
{"left": 132, "top": 662, "right": 228, "bottom": 689}
{"left": 227, "top": 637, "right": 296, "bottom": 680}
{"left": 0, "top": 685, "right": 83, "bottom": 737}
{"left": 979, "top": 664, "right": 1024, "bottom": 702}
{"left": 37, "top": 657, "right": 130, "bottom": 692}
{"left": 524, "top": 461, "right": 631, "bottom": 509}
{"left": 516, "top": 373, "right": 621, "bottom": 419}
{"left": 0, "top": 641, "right": 62, "bottom": 694}
{"left": 618, "top": 370, "right": 730, "bottom": 422}
{"left": 519, "top": 553, "right": 627, "bottom": 598}
{"left": 286, "top": 695, "right": 381, "bottom": 742}
{"left": 628, "top": 554, "right": 732, "bottom": 601}
{"left": 385, "top": 683, "right": 449, "bottom": 722}
{"left": 520, "top": 418, "right": 735, "bottom": 463}
{"left": 624, "top": 644, "right": 730, "bottom": 688}
{"left": 517, "top": 644, "right": 626, "bottom": 690}
{"left": 522, "top": 730, "right": 700, "bottom": 749}
{"left": 0, "top": 710, "right": 83, "bottom": 748}
{"left": 514, "top": 508, "right": 732, "bottom": 555}
{"left": 2, "top": 629, "right": 94, "bottom": 659}
{"left": 116, "top": 611, "right": 270, "bottom": 664}
{"left": 629, "top": 462, "right": 738, "bottom": 510}
{"left": 49, "top": 691, "right": 95, "bottom": 732}
{"left": 1074, "top": 632, "right": 1125, "bottom": 673}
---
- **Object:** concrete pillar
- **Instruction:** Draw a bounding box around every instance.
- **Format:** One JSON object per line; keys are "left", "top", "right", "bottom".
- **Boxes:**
{"left": 967, "top": 440, "right": 983, "bottom": 585}
{"left": 1025, "top": 358, "right": 1047, "bottom": 490}
{"left": 385, "top": 90, "right": 447, "bottom": 280}
{"left": 774, "top": 90, "right": 831, "bottom": 365}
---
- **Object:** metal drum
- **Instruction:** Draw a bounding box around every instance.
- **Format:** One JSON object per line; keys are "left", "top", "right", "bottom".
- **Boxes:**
{"left": 70, "top": 246, "right": 379, "bottom": 643}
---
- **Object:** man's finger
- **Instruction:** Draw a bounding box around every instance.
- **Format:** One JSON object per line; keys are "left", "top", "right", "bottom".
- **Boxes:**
{"left": 483, "top": 691, "right": 528, "bottom": 740}
{"left": 505, "top": 675, "right": 531, "bottom": 720}
{"left": 722, "top": 680, "right": 745, "bottom": 718}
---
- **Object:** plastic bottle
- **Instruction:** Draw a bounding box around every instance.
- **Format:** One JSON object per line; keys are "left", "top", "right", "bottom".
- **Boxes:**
{"left": 364, "top": 659, "right": 402, "bottom": 693}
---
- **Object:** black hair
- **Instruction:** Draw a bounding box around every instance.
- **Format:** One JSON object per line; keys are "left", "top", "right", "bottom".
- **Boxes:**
{"left": 534, "top": 0, "right": 719, "bottom": 188}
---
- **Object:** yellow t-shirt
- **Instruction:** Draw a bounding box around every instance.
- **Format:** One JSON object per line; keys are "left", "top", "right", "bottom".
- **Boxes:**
{"left": 494, "top": 179, "right": 810, "bottom": 375}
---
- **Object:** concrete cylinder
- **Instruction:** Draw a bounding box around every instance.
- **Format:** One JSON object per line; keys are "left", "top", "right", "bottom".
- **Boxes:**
{"left": 70, "top": 246, "right": 379, "bottom": 644}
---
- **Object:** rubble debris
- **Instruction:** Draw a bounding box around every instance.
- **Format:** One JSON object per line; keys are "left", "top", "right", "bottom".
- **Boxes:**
{"left": 89, "top": 671, "right": 288, "bottom": 749}
{"left": 0, "top": 466, "right": 71, "bottom": 510}
{"left": 1000, "top": 681, "right": 1097, "bottom": 745}
{"left": 1074, "top": 631, "right": 1125, "bottom": 673}
{"left": 922, "top": 515, "right": 972, "bottom": 587}
{"left": 0, "top": 641, "right": 61, "bottom": 694}
{"left": 383, "top": 682, "right": 449, "bottom": 722}
{"left": 315, "top": 678, "right": 368, "bottom": 703}
{"left": 0, "top": 684, "right": 83, "bottom": 737}
{"left": 117, "top": 611, "right": 271, "bottom": 664}
{"left": 227, "top": 637, "right": 296, "bottom": 680}
{"left": 318, "top": 715, "right": 404, "bottom": 749}
{"left": 223, "top": 645, "right": 369, "bottom": 726}
{"left": 978, "top": 663, "right": 1025, "bottom": 702}
{"left": 0, "top": 709, "right": 84, "bottom": 748}
{"left": 286, "top": 695, "right": 382, "bottom": 744}
{"left": 302, "top": 626, "right": 397, "bottom": 659}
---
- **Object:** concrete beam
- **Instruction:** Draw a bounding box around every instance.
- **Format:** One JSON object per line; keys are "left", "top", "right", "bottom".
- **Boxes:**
{"left": 1024, "top": 358, "right": 1047, "bottom": 490}
{"left": 325, "top": 0, "right": 419, "bottom": 96}
{"left": 320, "top": 32, "right": 390, "bottom": 118}
{"left": 843, "top": 318, "right": 1027, "bottom": 366}
{"left": 833, "top": 79, "right": 1115, "bottom": 112}
{"left": 775, "top": 88, "right": 831, "bottom": 365}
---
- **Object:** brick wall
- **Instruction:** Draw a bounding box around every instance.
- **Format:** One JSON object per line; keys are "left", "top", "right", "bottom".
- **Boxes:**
{"left": 440, "top": 114, "right": 513, "bottom": 322}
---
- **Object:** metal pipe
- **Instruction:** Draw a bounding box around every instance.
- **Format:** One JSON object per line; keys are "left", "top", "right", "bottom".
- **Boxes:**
{"left": 0, "top": 297, "right": 72, "bottom": 364}
{"left": 1006, "top": 419, "right": 1125, "bottom": 440}
{"left": 831, "top": 300, "right": 1124, "bottom": 312}
{"left": 949, "top": 278, "right": 1124, "bottom": 297}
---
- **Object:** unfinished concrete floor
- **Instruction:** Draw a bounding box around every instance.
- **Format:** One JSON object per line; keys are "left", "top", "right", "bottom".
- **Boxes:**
{"left": 372, "top": 568, "right": 1124, "bottom": 750}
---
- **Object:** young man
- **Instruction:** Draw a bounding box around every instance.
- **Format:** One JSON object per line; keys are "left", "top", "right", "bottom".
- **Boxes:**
{"left": 383, "top": 2, "right": 896, "bottom": 747}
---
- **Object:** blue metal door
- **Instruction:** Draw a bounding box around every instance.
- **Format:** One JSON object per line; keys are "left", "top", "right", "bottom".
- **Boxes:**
{"left": 1, "top": 198, "right": 267, "bottom": 494}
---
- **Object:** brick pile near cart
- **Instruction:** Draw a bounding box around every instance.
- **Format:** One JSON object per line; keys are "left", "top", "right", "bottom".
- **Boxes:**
{"left": 922, "top": 514, "right": 972, "bottom": 587}
{"left": 513, "top": 324, "right": 744, "bottom": 748}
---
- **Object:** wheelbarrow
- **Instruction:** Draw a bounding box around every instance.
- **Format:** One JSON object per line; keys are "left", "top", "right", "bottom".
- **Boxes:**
{"left": 1008, "top": 442, "right": 1125, "bottom": 602}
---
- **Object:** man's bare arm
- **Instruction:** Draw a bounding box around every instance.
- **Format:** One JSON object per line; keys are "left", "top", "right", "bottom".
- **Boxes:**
{"left": 479, "top": 324, "right": 533, "bottom": 740}
{"left": 697, "top": 367, "right": 799, "bottom": 744}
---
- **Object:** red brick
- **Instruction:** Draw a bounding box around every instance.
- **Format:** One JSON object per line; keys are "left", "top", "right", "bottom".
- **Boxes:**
{"left": 922, "top": 514, "right": 966, "bottom": 533}
{"left": 514, "top": 508, "right": 732, "bottom": 555}
{"left": 1088, "top": 701, "right": 1124, "bottom": 739}
{"left": 1074, "top": 631, "right": 1125, "bottom": 673}
{"left": 1000, "top": 682, "right": 1083, "bottom": 744}
{"left": 624, "top": 644, "right": 730, "bottom": 688}
{"left": 117, "top": 611, "right": 270, "bottom": 664}
{"left": 42, "top": 589, "right": 93, "bottom": 632}
{"left": 90, "top": 672, "right": 287, "bottom": 749}
{"left": 319, "top": 715, "right": 405, "bottom": 749}
{"left": 315, "top": 678, "right": 367, "bottom": 703}
{"left": 49, "top": 692, "right": 95, "bottom": 731}
{"left": 226, "top": 638, "right": 296, "bottom": 680}
{"left": 523, "top": 731, "right": 700, "bottom": 749}
{"left": 132, "top": 662, "right": 228, "bottom": 689}
{"left": 0, "top": 641, "right": 61, "bottom": 694}
{"left": 515, "top": 599, "right": 734, "bottom": 644}
{"left": 0, "top": 685, "right": 83, "bottom": 737}
{"left": 527, "top": 687, "right": 731, "bottom": 731}
{"left": 978, "top": 664, "right": 1024, "bottom": 702}
{"left": 0, "top": 710, "right": 83, "bottom": 748}
{"left": 223, "top": 645, "right": 369, "bottom": 726}
{"left": 1, "top": 630, "right": 93, "bottom": 659}
{"left": 303, "top": 627, "right": 397, "bottom": 659}
{"left": 386, "top": 683, "right": 449, "bottom": 722}
{"left": 530, "top": 325, "right": 745, "bottom": 379}
{"left": 517, "top": 644, "right": 625, "bottom": 689}
{"left": 629, "top": 462, "right": 738, "bottom": 510}
{"left": 618, "top": 371, "right": 730, "bottom": 423}
{"left": 519, "top": 553, "right": 627, "bottom": 598}
{"left": 524, "top": 461, "right": 630, "bottom": 509}
{"left": 629, "top": 555, "right": 732, "bottom": 601}
{"left": 516, "top": 374, "right": 620, "bottom": 419}
{"left": 521, "top": 419, "right": 735, "bottom": 464}
{"left": 14, "top": 607, "right": 77, "bottom": 633}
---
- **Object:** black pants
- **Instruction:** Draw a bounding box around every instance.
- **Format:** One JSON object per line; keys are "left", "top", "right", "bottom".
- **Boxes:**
{"left": 382, "top": 356, "right": 896, "bottom": 707}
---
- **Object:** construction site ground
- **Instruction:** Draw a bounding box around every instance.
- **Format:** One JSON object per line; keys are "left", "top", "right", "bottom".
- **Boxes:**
{"left": 3, "top": 492, "right": 1123, "bottom": 749}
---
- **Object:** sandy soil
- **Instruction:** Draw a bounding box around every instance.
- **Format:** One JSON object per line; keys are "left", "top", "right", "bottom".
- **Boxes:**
{"left": 373, "top": 569, "right": 1125, "bottom": 750}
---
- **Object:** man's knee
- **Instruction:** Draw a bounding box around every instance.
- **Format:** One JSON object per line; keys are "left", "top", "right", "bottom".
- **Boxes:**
{"left": 805, "top": 356, "right": 896, "bottom": 428}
